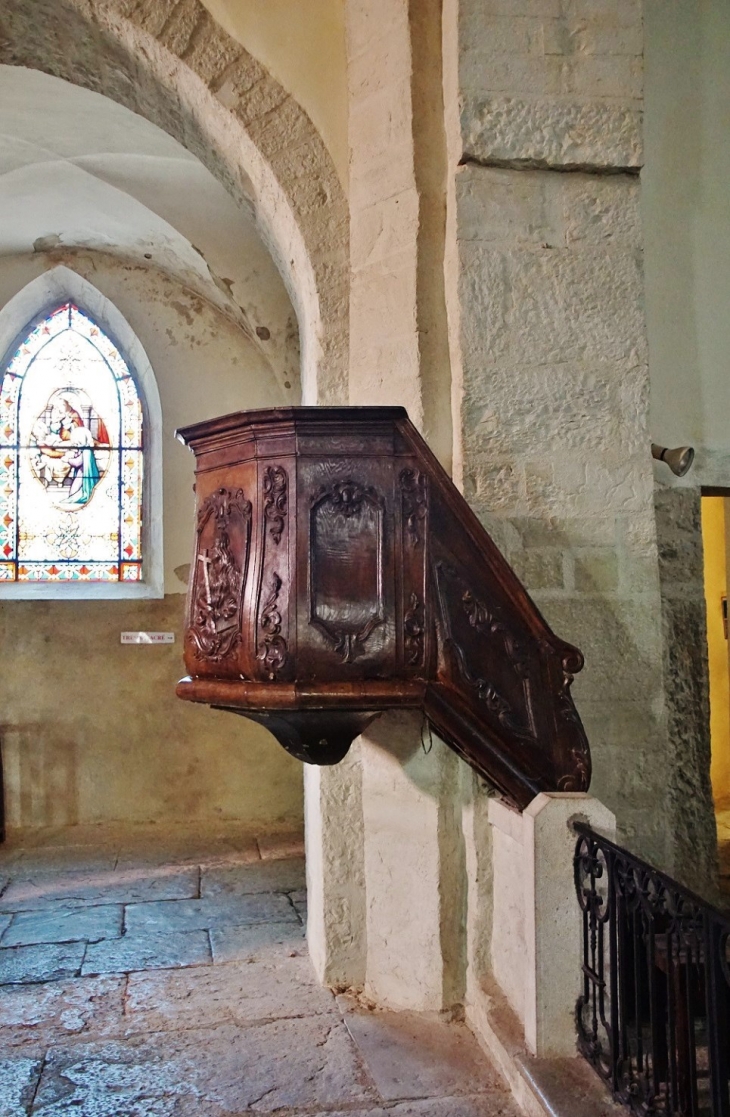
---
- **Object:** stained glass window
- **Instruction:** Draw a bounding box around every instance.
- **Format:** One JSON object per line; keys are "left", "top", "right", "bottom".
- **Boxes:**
{"left": 0, "top": 303, "right": 144, "bottom": 583}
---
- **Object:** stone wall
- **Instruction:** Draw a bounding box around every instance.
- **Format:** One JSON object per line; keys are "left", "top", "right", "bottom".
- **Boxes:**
{"left": 444, "top": 0, "right": 673, "bottom": 867}
{"left": 654, "top": 484, "right": 716, "bottom": 887}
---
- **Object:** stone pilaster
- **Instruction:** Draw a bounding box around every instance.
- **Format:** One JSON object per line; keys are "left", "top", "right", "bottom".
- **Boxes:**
{"left": 443, "top": 0, "right": 671, "bottom": 866}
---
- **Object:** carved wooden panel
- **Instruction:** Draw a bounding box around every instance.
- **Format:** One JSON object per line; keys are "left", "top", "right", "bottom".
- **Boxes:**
{"left": 434, "top": 559, "right": 537, "bottom": 744}
{"left": 175, "top": 407, "right": 591, "bottom": 806}
{"left": 256, "top": 464, "right": 291, "bottom": 682}
{"left": 188, "top": 486, "right": 251, "bottom": 672}
{"left": 400, "top": 468, "right": 428, "bottom": 548}
{"left": 262, "top": 465, "right": 287, "bottom": 544}
{"left": 309, "top": 480, "right": 385, "bottom": 663}
{"left": 399, "top": 467, "right": 428, "bottom": 672}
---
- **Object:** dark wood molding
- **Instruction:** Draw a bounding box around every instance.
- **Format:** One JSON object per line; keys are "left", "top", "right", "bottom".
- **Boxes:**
{"left": 175, "top": 407, "right": 591, "bottom": 808}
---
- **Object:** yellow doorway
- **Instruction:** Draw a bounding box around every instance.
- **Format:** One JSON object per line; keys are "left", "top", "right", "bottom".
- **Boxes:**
{"left": 701, "top": 494, "right": 730, "bottom": 872}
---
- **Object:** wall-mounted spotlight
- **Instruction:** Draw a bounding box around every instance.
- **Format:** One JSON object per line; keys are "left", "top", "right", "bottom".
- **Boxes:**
{"left": 651, "top": 443, "right": 695, "bottom": 477}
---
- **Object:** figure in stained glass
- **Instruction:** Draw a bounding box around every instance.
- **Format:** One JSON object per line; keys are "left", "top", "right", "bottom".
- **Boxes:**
{"left": 31, "top": 389, "right": 111, "bottom": 508}
{"left": 0, "top": 302, "right": 144, "bottom": 583}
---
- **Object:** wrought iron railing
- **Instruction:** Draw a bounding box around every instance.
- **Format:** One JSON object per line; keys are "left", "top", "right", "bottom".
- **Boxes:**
{"left": 574, "top": 823, "right": 730, "bottom": 1117}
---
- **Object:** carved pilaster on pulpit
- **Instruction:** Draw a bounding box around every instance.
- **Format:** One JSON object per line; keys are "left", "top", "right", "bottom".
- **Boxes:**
{"left": 175, "top": 407, "right": 590, "bottom": 809}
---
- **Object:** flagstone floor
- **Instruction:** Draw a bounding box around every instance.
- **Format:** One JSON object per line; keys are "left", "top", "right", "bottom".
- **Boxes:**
{"left": 0, "top": 824, "right": 519, "bottom": 1117}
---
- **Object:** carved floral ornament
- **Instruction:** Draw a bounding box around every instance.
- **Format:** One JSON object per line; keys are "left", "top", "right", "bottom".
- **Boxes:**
{"left": 263, "top": 465, "right": 288, "bottom": 544}
{"left": 400, "top": 468, "right": 428, "bottom": 547}
{"left": 257, "top": 571, "right": 288, "bottom": 681}
{"left": 404, "top": 592, "right": 424, "bottom": 666}
{"left": 434, "top": 561, "right": 537, "bottom": 743}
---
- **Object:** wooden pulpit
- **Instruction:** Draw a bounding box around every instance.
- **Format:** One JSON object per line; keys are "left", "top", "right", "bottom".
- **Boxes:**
{"left": 175, "top": 407, "right": 590, "bottom": 809}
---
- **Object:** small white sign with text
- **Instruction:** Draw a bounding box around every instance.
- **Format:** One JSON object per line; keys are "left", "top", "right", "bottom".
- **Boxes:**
{"left": 121, "top": 631, "right": 175, "bottom": 645}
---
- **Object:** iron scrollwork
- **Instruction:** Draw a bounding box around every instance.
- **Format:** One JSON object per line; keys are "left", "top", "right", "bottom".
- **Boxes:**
{"left": 574, "top": 823, "right": 729, "bottom": 1117}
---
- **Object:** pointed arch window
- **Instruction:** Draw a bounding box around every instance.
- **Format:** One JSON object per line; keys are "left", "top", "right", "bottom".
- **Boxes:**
{"left": 0, "top": 303, "right": 144, "bottom": 583}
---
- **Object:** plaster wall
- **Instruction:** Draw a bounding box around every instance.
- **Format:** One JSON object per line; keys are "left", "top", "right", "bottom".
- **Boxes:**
{"left": 199, "top": 0, "right": 348, "bottom": 190}
{"left": 488, "top": 802, "right": 526, "bottom": 1025}
{"left": 0, "top": 253, "right": 304, "bottom": 830}
{"left": 0, "top": 67, "right": 300, "bottom": 402}
{"left": 644, "top": 0, "right": 730, "bottom": 456}
{"left": 0, "top": 0, "right": 350, "bottom": 408}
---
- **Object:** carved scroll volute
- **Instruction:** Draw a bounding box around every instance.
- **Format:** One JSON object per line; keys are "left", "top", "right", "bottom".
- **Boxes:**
{"left": 255, "top": 465, "right": 292, "bottom": 682}
{"left": 400, "top": 467, "right": 428, "bottom": 672}
{"left": 554, "top": 646, "right": 591, "bottom": 792}
{"left": 185, "top": 486, "right": 252, "bottom": 678}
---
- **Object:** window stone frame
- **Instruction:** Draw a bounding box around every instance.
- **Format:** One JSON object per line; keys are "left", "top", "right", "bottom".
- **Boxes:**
{"left": 0, "top": 266, "right": 163, "bottom": 600}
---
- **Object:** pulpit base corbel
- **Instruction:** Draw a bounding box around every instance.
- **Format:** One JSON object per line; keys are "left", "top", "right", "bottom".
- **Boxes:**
{"left": 212, "top": 708, "right": 380, "bottom": 765}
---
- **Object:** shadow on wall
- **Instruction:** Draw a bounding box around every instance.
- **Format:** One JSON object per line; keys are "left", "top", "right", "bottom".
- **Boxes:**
{"left": 0, "top": 724, "right": 79, "bottom": 828}
{"left": 654, "top": 486, "right": 718, "bottom": 892}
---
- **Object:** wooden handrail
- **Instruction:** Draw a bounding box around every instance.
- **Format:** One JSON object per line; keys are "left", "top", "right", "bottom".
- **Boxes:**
{"left": 175, "top": 406, "right": 590, "bottom": 809}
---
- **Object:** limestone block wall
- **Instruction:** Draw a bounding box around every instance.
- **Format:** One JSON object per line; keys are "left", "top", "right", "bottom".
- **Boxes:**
{"left": 444, "top": 0, "right": 673, "bottom": 868}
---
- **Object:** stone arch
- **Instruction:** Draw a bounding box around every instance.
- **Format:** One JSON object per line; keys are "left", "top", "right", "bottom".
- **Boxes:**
{"left": 0, "top": 0, "right": 348, "bottom": 405}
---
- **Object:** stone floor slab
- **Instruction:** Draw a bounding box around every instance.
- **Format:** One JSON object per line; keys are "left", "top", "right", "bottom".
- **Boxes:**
{"left": 1, "top": 903, "right": 123, "bottom": 947}
{"left": 25, "top": 1040, "right": 181, "bottom": 1116}
{"left": 124, "top": 892, "right": 296, "bottom": 934}
{"left": 308, "top": 1100, "right": 518, "bottom": 1117}
{"left": 82, "top": 930, "right": 212, "bottom": 975}
{"left": 0, "top": 911, "right": 11, "bottom": 938}
{"left": 0, "top": 1056, "right": 44, "bottom": 1117}
{"left": 201, "top": 856, "right": 305, "bottom": 898}
{"left": 343, "top": 1009, "right": 507, "bottom": 1101}
{"left": 31, "top": 1018, "right": 376, "bottom": 1115}
{"left": 0, "top": 826, "right": 516, "bottom": 1117}
{"left": 124, "top": 953, "right": 335, "bottom": 1032}
{"left": 290, "top": 888, "right": 307, "bottom": 922}
{"left": 0, "top": 941, "right": 85, "bottom": 985}
{"left": 209, "top": 919, "right": 305, "bottom": 963}
{"left": 0, "top": 974, "right": 125, "bottom": 1048}
{"left": 0, "top": 864, "right": 200, "bottom": 911}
